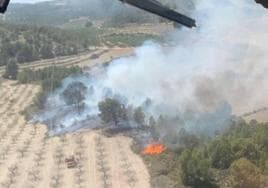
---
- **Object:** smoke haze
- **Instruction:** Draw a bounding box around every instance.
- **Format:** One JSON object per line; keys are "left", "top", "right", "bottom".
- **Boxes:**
{"left": 35, "top": 0, "right": 268, "bottom": 136}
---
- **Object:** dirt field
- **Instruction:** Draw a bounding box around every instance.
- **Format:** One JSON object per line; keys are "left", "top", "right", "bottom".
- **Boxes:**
{"left": 102, "top": 23, "right": 174, "bottom": 37}
{"left": 0, "top": 80, "right": 150, "bottom": 188}
{"left": 244, "top": 111, "right": 268, "bottom": 123}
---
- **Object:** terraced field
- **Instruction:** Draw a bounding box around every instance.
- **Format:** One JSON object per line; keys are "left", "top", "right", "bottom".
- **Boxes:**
{"left": 0, "top": 80, "right": 150, "bottom": 188}
{"left": 103, "top": 23, "right": 174, "bottom": 37}
{"left": 0, "top": 47, "right": 134, "bottom": 75}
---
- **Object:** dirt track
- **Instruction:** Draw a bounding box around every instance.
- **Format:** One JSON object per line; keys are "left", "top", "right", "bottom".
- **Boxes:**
{"left": 0, "top": 48, "right": 134, "bottom": 75}
{"left": 0, "top": 81, "right": 150, "bottom": 188}
{"left": 102, "top": 23, "right": 174, "bottom": 37}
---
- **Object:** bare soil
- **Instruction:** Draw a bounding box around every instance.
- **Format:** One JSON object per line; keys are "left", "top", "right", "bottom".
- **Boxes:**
{"left": 0, "top": 80, "right": 150, "bottom": 188}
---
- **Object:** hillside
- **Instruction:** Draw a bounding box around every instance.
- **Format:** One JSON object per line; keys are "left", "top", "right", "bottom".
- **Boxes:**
{"left": 1, "top": 1, "right": 267, "bottom": 188}
{"left": 5, "top": 0, "right": 195, "bottom": 26}
{"left": 6, "top": 0, "right": 156, "bottom": 26}
{"left": 0, "top": 22, "right": 90, "bottom": 66}
{"left": 0, "top": 21, "right": 163, "bottom": 66}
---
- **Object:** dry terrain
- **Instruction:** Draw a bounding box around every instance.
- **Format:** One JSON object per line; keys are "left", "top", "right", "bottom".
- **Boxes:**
{"left": 243, "top": 110, "right": 268, "bottom": 123}
{"left": 0, "top": 47, "right": 134, "bottom": 75}
{"left": 0, "top": 80, "right": 150, "bottom": 188}
{"left": 101, "top": 23, "right": 174, "bottom": 37}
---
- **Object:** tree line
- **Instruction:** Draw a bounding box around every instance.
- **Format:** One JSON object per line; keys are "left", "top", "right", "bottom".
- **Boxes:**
{"left": 98, "top": 98, "right": 147, "bottom": 127}
{"left": 97, "top": 97, "right": 268, "bottom": 188}
{"left": 6, "top": 65, "right": 82, "bottom": 119}
{"left": 0, "top": 22, "right": 91, "bottom": 66}
{"left": 180, "top": 120, "right": 268, "bottom": 188}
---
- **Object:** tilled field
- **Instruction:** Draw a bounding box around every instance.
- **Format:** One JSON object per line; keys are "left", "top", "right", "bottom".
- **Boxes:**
{"left": 0, "top": 80, "right": 150, "bottom": 188}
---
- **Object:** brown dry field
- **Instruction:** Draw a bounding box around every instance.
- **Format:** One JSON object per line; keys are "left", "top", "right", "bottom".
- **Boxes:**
{"left": 244, "top": 111, "right": 268, "bottom": 123}
{"left": 0, "top": 80, "right": 150, "bottom": 188}
{"left": 101, "top": 23, "right": 174, "bottom": 37}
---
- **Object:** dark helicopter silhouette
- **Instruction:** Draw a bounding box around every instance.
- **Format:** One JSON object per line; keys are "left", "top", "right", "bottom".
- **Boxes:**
{"left": 0, "top": 0, "right": 267, "bottom": 27}
{"left": 0, "top": 0, "right": 9, "bottom": 13}
{"left": 0, "top": 0, "right": 196, "bottom": 28}
{"left": 255, "top": 0, "right": 268, "bottom": 8}
{"left": 118, "top": 0, "right": 196, "bottom": 28}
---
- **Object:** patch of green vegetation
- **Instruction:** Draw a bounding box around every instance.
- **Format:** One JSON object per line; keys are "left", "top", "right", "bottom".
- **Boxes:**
{"left": 0, "top": 22, "right": 91, "bottom": 66}
{"left": 64, "top": 27, "right": 103, "bottom": 47}
{"left": 102, "top": 14, "right": 156, "bottom": 28}
{"left": 103, "top": 33, "right": 163, "bottom": 47}
{"left": 134, "top": 120, "right": 268, "bottom": 188}
{"left": 145, "top": 151, "right": 184, "bottom": 188}
{"left": 60, "top": 19, "right": 91, "bottom": 29}
{"left": 19, "top": 66, "right": 82, "bottom": 119}
{"left": 7, "top": 0, "right": 157, "bottom": 26}
{"left": 0, "top": 21, "right": 162, "bottom": 67}
{"left": 3, "top": 59, "right": 18, "bottom": 80}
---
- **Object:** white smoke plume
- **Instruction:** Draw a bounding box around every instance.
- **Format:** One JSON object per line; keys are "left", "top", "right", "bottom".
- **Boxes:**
{"left": 35, "top": 0, "right": 268, "bottom": 135}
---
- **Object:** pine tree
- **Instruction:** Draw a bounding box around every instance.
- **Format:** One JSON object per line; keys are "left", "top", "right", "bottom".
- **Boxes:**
{"left": 3, "top": 59, "right": 18, "bottom": 80}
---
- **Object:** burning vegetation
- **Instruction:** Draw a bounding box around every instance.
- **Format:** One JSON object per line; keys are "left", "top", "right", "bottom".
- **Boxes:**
{"left": 142, "top": 143, "right": 166, "bottom": 155}
{"left": 18, "top": 1, "right": 268, "bottom": 188}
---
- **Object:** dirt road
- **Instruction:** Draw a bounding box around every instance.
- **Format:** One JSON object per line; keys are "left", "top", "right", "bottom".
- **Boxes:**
{"left": 0, "top": 47, "right": 134, "bottom": 75}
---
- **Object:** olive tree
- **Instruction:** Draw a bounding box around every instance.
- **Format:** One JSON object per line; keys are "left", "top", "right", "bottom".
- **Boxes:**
{"left": 62, "top": 81, "right": 87, "bottom": 113}
{"left": 98, "top": 98, "right": 128, "bottom": 126}
{"left": 133, "top": 107, "right": 145, "bottom": 126}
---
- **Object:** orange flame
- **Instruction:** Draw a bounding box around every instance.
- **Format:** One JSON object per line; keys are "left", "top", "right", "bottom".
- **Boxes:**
{"left": 142, "top": 143, "right": 166, "bottom": 155}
